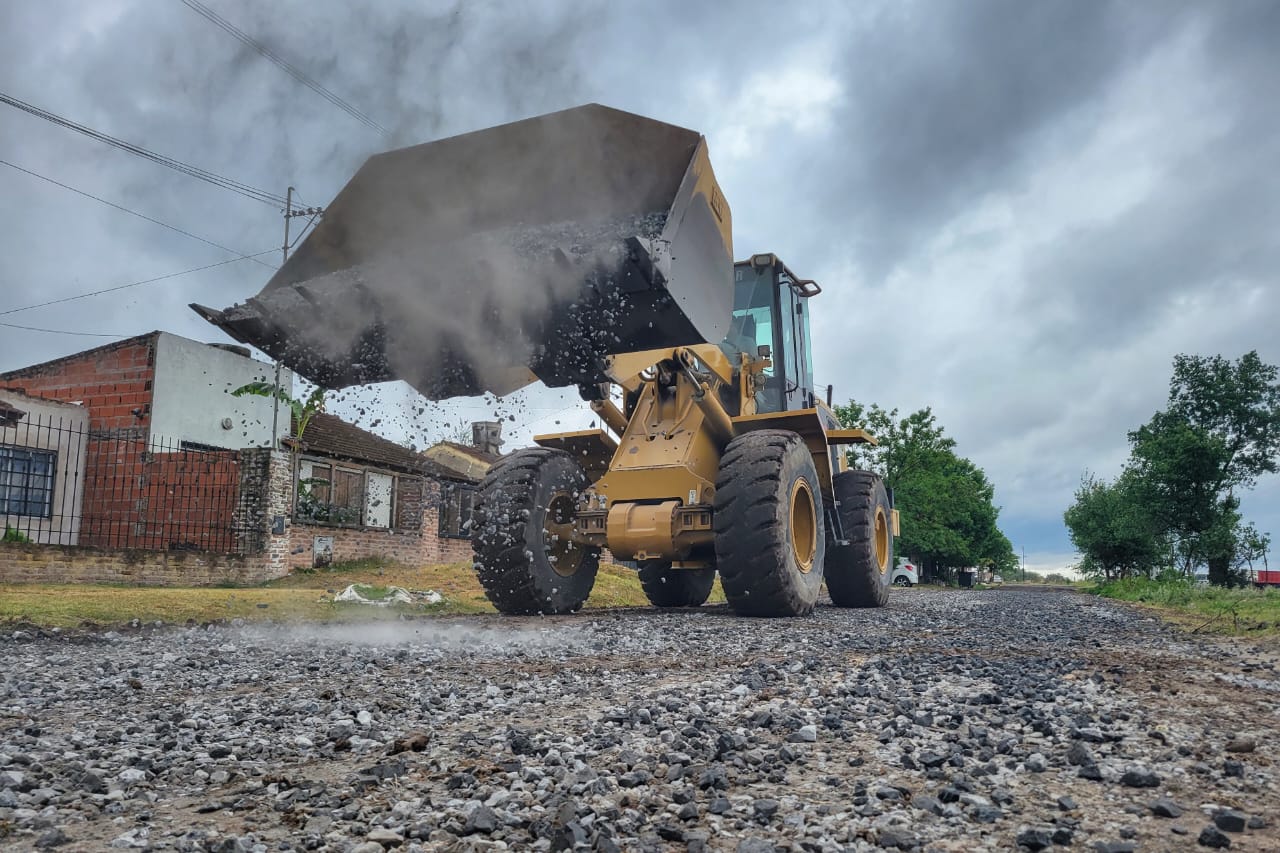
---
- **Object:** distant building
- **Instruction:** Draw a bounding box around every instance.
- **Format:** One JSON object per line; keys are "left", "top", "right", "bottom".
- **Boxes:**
{"left": 1, "top": 331, "right": 291, "bottom": 550}
{"left": 0, "top": 330, "right": 292, "bottom": 448}
{"left": 288, "top": 412, "right": 490, "bottom": 568}
{"left": 1, "top": 331, "right": 503, "bottom": 572}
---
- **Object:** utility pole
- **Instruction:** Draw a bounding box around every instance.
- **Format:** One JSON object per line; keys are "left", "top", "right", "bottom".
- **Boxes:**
{"left": 1022, "top": 546, "right": 1026, "bottom": 582}
{"left": 269, "top": 186, "right": 294, "bottom": 450}
{"left": 269, "top": 188, "right": 325, "bottom": 450}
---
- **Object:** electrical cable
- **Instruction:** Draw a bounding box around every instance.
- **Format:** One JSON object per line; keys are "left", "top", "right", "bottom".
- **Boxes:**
{"left": 1, "top": 158, "right": 276, "bottom": 270}
{"left": 0, "top": 251, "right": 278, "bottom": 317}
{"left": 288, "top": 211, "right": 321, "bottom": 249}
{"left": 0, "top": 91, "right": 287, "bottom": 207}
{"left": 180, "top": 0, "right": 390, "bottom": 138}
{"left": 0, "top": 320, "right": 129, "bottom": 338}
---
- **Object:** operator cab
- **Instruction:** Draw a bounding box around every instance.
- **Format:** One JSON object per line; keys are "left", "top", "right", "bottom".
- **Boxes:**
{"left": 721, "top": 254, "right": 820, "bottom": 413}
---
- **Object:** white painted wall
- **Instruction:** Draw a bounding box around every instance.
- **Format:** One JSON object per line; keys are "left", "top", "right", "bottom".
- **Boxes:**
{"left": 149, "top": 333, "right": 294, "bottom": 450}
{"left": 0, "top": 390, "right": 90, "bottom": 545}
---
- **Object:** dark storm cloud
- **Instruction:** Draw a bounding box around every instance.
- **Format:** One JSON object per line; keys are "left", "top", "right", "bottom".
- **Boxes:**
{"left": 1018, "top": 1, "right": 1280, "bottom": 355}
{"left": 819, "top": 0, "right": 1186, "bottom": 284}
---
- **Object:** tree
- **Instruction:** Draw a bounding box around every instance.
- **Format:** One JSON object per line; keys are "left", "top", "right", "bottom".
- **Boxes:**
{"left": 1063, "top": 471, "right": 1165, "bottom": 581}
{"left": 231, "top": 382, "right": 326, "bottom": 445}
{"left": 1126, "top": 352, "right": 1280, "bottom": 585}
{"left": 835, "top": 401, "right": 1016, "bottom": 580}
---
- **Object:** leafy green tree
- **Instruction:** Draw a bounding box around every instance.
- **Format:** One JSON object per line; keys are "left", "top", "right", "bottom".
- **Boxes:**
{"left": 1063, "top": 471, "right": 1165, "bottom": 581}
{"left": 835, "top": 401, "right": 1016, "bottom": 580}
{"left": 1126, "top": 352, "right": 1280, "bottom": 585}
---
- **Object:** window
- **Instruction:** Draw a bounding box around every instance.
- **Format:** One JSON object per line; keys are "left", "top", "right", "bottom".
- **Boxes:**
{"left": 296, "top": 459, "right": 362, "bottom": 525}
{"left": 364, "top": 472, "right": 394, "bottom": 529}
{"left": 394, "top": 478, "right": 423, "bottom": 531}
{"left": 723, "top": 264, "right": 783, "bottom": 413}
{"left": 0, "top": 445, "right": 56, "bottom": 518}
{"left": 439, "top": 481, "right": 477, "bottom": 539}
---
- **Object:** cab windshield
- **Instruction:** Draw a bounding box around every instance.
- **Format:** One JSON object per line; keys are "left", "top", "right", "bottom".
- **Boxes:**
{"left": 721, "top": 264, "right": 783, "bottom": 412}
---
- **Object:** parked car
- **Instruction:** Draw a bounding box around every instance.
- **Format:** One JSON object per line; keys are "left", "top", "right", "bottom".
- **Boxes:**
{"left": 892, "top": 558, "right": 919, "bottom": 587}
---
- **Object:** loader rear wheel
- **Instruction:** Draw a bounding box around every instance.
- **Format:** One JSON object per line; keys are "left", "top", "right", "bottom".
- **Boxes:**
{"left": 472, "top": 448, "right": 599, "bottom": 615}
{"left": 824, "top": 470, "right": 893, "bottom": 608}
{"left": 714, "top": 430, "right": 826, "bottom": 617}
{"left": 637, "top": 560, "right": 716, "bottom": 608}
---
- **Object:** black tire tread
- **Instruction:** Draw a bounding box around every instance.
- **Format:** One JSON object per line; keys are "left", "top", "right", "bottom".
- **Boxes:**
{"left": 637, "top": 560, "right": 716, "bottom": 608}
{"left": 713, "top": 430, "right": 825, "bottom": 617}
{"left": 825, "top": 470, "right": 892, "bottom": 608}
{"left": 472, "top": 448, "right": 599, "bottom": 615}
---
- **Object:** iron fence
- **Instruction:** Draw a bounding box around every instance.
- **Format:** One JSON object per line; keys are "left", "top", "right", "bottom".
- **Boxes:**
{"left": 1, "top": 411, "right": 255, "bottom": 553}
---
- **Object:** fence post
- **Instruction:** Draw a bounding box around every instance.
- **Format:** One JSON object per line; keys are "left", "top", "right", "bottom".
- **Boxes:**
{"left": 263, "top": 450, "right": 294, "bottom": 579}
{"left": 233, "top": 447, "right": 294, "bottom": 581}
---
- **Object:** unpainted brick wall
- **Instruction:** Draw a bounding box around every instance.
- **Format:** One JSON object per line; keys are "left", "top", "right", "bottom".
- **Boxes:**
{"left": 289, "top": 523, "right": 434, "bottom": 569}
{"left": 3, "top": 338, "right": 161, "bottom": 550}
{"left": 288, "top": 475, "right": 475, "bottom": 569}
{"left": 0, "top": 542, "right": 276, "bottom": 586}
{"left": 0, "top": 337, "right": 158, "bottom": 431}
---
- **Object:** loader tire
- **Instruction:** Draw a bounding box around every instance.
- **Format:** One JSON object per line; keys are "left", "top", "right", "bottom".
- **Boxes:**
{"left": 472, "top": 448, "right": 599, "bottom": 615}
{"left": 637, "top": 560, "right": 716, "bottom": 608}
{"left": 824, "top": 470, "right": 893, "bottom": 608}
{"left": 714, "top": 430, "right": 826, "bottom": 617}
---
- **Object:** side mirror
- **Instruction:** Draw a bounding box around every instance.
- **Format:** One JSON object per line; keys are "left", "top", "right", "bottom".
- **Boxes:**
{"left": 757, "top": 344, "right": 772, "bottom": 359}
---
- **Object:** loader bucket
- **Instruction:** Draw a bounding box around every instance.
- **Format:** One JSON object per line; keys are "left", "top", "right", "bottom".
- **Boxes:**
{"left": 192, "top": 104, "right": 734, "bottom": 399}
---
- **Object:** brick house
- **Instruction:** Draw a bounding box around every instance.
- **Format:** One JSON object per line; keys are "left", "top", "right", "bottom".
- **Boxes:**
{"left": 1, "top": 331, "right": 498, "bottom": 577}
{"left": 287, "top": 412, "right": 487, "bottom": 569}
{"left": 0, "top": 331, "right": 291, "bottom": 550}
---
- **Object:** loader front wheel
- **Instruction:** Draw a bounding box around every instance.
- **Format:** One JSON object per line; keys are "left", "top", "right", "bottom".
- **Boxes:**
{"left": 472, "top": 448, "right": 599, "bottom": 615}
{"left": 824, "top": 470, "right": 893, "bottom": 608}
{"left": 714, "top": 430, "right": 826, "bottom": 616}
{"left": 637, "top": 560, "right": 716, "bottom": 608}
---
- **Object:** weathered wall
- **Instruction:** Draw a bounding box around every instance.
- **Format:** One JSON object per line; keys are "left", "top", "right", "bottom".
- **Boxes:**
{"left": 149, "top": 334, "right": 293, "bottom": 450}
{"left": 287, "top": 473, "right": 475, "bottom": 569}
{"left": 0, "top": 542, "right": 276, "bottom": 586}
{"left": 288, "top": 523, "right": 435, "bottom": 569}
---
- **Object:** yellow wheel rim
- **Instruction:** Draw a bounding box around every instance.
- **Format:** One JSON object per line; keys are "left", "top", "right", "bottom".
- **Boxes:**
{"left": 874, "top": 506, "right": 890, "bottom": 575}
{"left": 789, "top": 479, "right": 818, "bottom": 573}
{"left": 544, "top": 492, "right": 585, "bottom": 578}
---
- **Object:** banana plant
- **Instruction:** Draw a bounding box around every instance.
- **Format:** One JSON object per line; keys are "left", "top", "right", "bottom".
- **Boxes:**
{"left": 231, "top": 382, "right": 326, "bottom": 443}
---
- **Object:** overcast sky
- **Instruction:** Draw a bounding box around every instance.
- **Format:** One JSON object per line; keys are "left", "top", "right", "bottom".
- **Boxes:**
{"left": 2, "top": 0, "right": 1277, "bottom": 572}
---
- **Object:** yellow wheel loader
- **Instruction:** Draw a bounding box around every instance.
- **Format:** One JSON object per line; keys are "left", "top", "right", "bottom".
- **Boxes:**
{"left": 194, "top": 104, "right": 898, "bottom": 617}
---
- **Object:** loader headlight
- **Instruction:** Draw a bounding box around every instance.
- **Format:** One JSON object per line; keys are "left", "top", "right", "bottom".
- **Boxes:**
{"left": 750, "top": 253, "right": 774, "bottom": 269}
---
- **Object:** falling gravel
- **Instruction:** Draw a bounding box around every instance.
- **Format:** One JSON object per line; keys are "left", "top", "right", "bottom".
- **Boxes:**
{"left": 2, "top": 589, "right": 1278, "bottom": 851}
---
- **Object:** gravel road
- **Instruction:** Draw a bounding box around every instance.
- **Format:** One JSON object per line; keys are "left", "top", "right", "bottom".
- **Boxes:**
{"left": 2, "top": 588, "right": 1278, "bottom": 852}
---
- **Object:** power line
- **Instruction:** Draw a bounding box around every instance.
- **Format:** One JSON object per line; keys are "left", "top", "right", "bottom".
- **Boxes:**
{"left": 1, "top": 158, "right": 276, "bottom": 270}
{"left": 0, "top": 91, "right": 288, "bottom": 207}
{"left": 0, "top": 251, "right": 277, "bottom": 317}
{"left": 180, "top": 0, "right": 390, "bottom": 138}
{"left": 0, "top": 320, "right": 129, "bottom": 338}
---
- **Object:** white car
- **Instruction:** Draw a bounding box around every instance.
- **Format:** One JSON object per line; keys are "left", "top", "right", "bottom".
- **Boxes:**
{"left": 892, "top": 558, "right": 919, "bottom": 587}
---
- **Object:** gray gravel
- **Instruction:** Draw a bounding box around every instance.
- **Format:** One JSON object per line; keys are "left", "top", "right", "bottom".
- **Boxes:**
{"left": 2, "top": 588, "right": 1278, "bottom": 851}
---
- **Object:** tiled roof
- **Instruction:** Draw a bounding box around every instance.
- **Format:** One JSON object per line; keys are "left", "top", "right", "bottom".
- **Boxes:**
{"left": 435, "top": 440, "right": 501, "bottom": 465}
{"left": 294, "top": 411, "right": 457, "bottom": 479}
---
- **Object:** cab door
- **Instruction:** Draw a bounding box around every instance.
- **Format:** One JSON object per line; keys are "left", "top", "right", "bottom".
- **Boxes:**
{"left": 778, "top": 281, "right": 815, "bottom": 410}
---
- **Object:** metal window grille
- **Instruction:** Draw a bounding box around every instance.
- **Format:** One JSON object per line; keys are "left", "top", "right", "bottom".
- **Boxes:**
{"left": 0, "top": 445, "right": 56, "bottom": 518}
{"left": 438, "top": 481, "right": 477, "bottom": 539}
{"left": 1, "top": 410, "right": 252, "bottom": 553}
